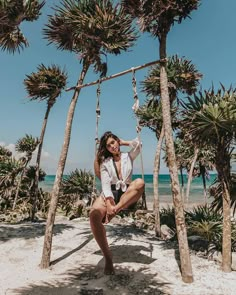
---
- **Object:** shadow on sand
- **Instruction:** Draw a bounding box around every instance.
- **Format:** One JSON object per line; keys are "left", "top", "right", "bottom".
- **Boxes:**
{"left": 12, "top": 264, "right": 172, "bottom": 295}
{"left": 0, "top": 222, "right": 75, "bottom": 242}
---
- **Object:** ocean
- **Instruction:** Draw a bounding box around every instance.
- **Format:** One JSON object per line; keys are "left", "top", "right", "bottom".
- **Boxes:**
{"left": 40, "top": 174, "right": 217, "bottom": 204}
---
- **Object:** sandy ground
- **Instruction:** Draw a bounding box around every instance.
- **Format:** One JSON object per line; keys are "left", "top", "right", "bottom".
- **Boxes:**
{"left": 1, "top": 210, "right": 236, "bottom": 295}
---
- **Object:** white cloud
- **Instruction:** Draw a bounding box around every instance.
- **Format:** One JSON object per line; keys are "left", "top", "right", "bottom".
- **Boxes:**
{"left": 0, "top": 142, "right": 55, "bottom": 173}
{"left": 41, "top": 150, "right": 50, "bottom": 158}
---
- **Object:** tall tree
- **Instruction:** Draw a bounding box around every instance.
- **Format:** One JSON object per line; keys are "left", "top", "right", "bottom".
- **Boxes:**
{"left": 137, "top": 55, "right": 202, "bottom": 238}
{"left": 0, "top": 0, "right": 45, "bottom": 53}
{"left": 122, "top": 0, "right": 201, "bottom": 283}
{"left": 13, "top": 134, "right": 39, "bottom": 209}
{"left": 40, "top": 0, "right": 137, "bottom": 268}
{"left": 24, "top": 64, "right": 68, "bottom": 221}
{"left": 182, "top": 86, "right": 236, "bottom": 272}
{"left": 136, "top": 98, "right": 164, "bottom": 235}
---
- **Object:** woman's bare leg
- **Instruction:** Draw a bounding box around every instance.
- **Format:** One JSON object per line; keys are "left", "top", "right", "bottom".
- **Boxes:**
{"left": 115, "top": 178, "right": 144, "bottom": 213}
{"left": 89, "top": 196, "right": 115, "bottom": 274}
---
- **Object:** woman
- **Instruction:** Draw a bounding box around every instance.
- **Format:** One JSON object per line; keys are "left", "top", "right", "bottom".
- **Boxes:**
{"left": 89, "top": 131, "right": 145, "bottom": 275}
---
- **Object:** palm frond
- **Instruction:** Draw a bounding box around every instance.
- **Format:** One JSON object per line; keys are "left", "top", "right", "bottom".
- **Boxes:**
{"left": 24, "top": 64, "right": 68, "bottom": 101}
{"left": 142, "top": 55, "right": 202, "bottom": 101}
{"left": 15, "top": 134, "right": 39, "bottom": 159}
{"left": 0, "top": 0, "right": 45, "bottom": 53}
{"left": 122, "top": 0, "right": 200, "bottom": 37}
{"left": 61, "top": 168, "right": 94, "bottom": 197}
{"left": 43, "top": 0, "right": 137, "bottom": 74}
{"left": 182, "top": 86, "right": 236, "bottom": 144}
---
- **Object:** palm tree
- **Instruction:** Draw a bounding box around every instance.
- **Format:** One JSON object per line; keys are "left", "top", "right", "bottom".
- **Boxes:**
{"left": 13, "top": 134, "right": 39, "bottom": 209}
{"left": 182, "top": 86, "right": 236, "bottom": 272}
{"left": 24, "top": 64, "right": 68, "bottom": 221}
{"left": 0, "top": 157, "right": 23, "bottom": 209}
{"left": 0, "top": 0, "right": 45, "bottom": 53}
{"left": 122, "top": 1, "right": 201, "bottom": 282}
{"left": 59, "top": 169, "right": 94, "bottom": 216}
{"left": 23, "top": 165, "right": 46, "bottom": 192}
{"left": 173, "top": 138, "right": 189, "bottom": 199}
{"left": 175, "top": 129, "right": 215, "bottom": 204}
{"left": 61, "top": 169, "right": 94, "bottom": 200}
{"left": 0, "top": 145, "right": 12, "bottom": 160}
{"left": 137, "top": 55, "right": 201, "bottom": 240}
{"left": 210, "top": 173, "right": 236, "bottom": 216}
{"left": 136, "top": 98, "right": 164, "bottom": 235}
{"left": 40, "top": 0, "right": 137, "bottom": 268}
{"left": 142, "top": 55, "right": 202, "bottom": 102}
{"left": 137, "top": 98, "right": 175, "bottom": 236}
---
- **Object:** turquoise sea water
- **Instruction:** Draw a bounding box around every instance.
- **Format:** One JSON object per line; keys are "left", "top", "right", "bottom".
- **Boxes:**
{"left": 40, "top": 174, "right": 216, "bottom": 204}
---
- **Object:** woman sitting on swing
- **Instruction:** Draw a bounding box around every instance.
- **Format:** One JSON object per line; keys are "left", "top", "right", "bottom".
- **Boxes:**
{"left": 89, "top": 131, "right": 144, "bottom": 275}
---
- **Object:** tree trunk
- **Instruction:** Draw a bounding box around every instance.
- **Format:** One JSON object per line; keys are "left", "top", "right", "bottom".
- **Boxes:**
{"left": 153, "top": 126, "right": 164, "bottom": 237}
{"left": 40, "top": 64, "right": 89, "bottom": 269}
{"left": 159, "top": 33, "right": 193, "bottom": 283}
{"left": 222, "top": 179, "right": 232, "bottom": 272}
{"left": 31, "top": 104, "right": 52, "bottom": 221}
{"left": 12, "top": 161, "right": 29, "bottom": 210}
{"left": 180, "top": 166, "right": 185, "bottom": 202}
{"left": 186, "top": 148, "right": 199, "bottom": 203}
{"left": 199, "top": 163, "right": 207, "bottom": 205}
{"left": 216, "top": 146, "right": 232, "bottom": 272}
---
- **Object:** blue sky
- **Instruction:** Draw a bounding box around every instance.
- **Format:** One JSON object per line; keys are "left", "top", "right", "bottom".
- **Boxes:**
{"left": 1, "top": 0, "right": 236, "bottom": 175}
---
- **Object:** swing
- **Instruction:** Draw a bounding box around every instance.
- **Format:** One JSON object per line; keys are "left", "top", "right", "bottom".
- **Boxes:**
{"left": 91, "top": 72, "right": 147, "bottom": 210}
{"left": 131, "top": 68, "right": 147, "bottom": 210}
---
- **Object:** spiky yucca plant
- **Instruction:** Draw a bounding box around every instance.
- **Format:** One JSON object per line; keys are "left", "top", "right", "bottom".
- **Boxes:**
{"left": 210, "top": 175, "right": 236, "bottom": 215}
{"left": 182, "top": 86, "right": 236, "bottom": 272}
{"left": 0, "top": 157, "right": 23, "bottom": 210}
{"left": 59, "top": 169, "right": 94, "bottom": 217}
{"left": 24, "top": 64, "right": 68, "bottom": 221}
{"left": 142, "top": 55, "right": 202, "bottom": 101}
{"left": 0, "top": 0, "right": 45, "bottom": 53}
{"left": 13, "top": 134, "right": 39, "bottom": 209}
{"left": 0, "top": 145, "right": 12, "bottom": 160}
{"left": 60, "top": 169, "right": 94, "bottom": 199}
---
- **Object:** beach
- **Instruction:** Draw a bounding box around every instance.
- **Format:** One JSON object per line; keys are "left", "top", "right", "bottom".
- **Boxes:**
{"left": 1, "top": 214, "right": 236, "bottom": 295}
{"left": 1, "top": 174, "right": 233, "bottom": 295}
{"left": 40, "top": 174, "right": 215, "bottom": 205}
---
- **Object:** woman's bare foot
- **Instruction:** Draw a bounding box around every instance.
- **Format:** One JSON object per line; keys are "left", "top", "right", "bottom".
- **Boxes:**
{"left": 104, "top": 257, "right": 115, "bottom": 275}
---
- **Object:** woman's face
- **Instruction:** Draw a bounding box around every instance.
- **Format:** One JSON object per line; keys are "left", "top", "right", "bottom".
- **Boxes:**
{"left": 106, "top": 136, "right": 120, "bottom": 155}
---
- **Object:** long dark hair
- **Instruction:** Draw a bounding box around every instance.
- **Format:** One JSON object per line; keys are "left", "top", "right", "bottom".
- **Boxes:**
{"left": 97, "top": 131, "right": 120, "bottom": 165}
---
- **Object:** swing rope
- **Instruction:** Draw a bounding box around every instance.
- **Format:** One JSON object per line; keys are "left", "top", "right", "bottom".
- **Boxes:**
{"left": 131, "top": 68, "right": 147, "bottom": 210}
{"left": 91, "top": 80, "right": 101, "bottom": 204}
{"left": 91, "top": 73, "right": 147, "bottom": 210}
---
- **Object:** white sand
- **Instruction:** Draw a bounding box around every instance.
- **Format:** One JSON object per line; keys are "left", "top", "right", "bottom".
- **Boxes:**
{"left": 1, "top": 214, "right": 236, "bottom": 295}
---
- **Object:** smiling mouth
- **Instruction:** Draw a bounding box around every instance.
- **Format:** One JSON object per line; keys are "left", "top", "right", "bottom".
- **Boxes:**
{"left": 112, "top": 147, "right": 120, "bottom": 154}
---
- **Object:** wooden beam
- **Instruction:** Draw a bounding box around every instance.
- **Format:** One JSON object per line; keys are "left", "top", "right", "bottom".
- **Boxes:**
{"left": 66, "top": 59, "right": 165, "bottom": 92}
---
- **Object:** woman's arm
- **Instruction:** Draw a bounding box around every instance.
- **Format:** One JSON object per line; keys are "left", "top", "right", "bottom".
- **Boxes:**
{"left": 94, "top": 155, "right": 101, "bottom": 179}
{"left": 119, "top": 139, "right": 133, "bottom": 146}
{"left": 119, "top": 137, "right": 141, "bottom": 160}
{"left": 100, "top": 164, "right": 114, "bottom": 199}
{"left": 128, "top": 137, "right": 141, "bottom": 160}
